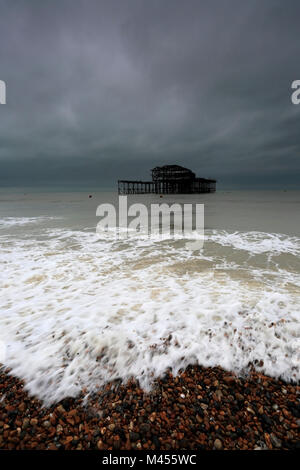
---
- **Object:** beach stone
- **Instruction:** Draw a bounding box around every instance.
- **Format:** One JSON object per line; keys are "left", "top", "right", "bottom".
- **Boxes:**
{"left": 22, "top": 418, "right": 30, "bottom": 430}
{"left": 113, "top": 439, "right": 121, "bottom": 450}
{"left": 214, "top": 438, "right": 223, "bottom": 450}
{"left": 97, "top": 439, "right": 104, "bottom": 450}
{"left": 56, "top": 405, "right": 65, "bottom": 414}
{"left": 1, "top": 364, "right": 300, "bottom": 451}
{"left": 270, "top": 433, "right": 282, "bottom": 448}
{"left": 56, "top": 424, "right": 63, "bottom": 433}
{"left": 129, "top": 431, "right": 140, "bottom": 442}
{"left": 140, "top": 423, "right": 150, "bottom": 433}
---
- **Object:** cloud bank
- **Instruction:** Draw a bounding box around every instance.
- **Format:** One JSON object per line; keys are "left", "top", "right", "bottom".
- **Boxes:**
{"left": 0, "top": 0, "right": 299, "bottom": 188}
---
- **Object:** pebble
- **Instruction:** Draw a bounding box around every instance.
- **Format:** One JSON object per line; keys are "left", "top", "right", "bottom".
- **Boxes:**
{"left": 214, "top": 438, "right": 223, "bottom": 450}
{"left": 270, "top": 433, "right": 282, "bottom": 448}
{"left": 97, "top": 439, "right": 104, "bottom": 450}
{"left": 56, "top": 424, "right": 63, "bottom": 433}
{"left": 0, "top": 365, "right": 299, "bottom": 450}
{"left": 22, "top": 418, "right": 30, "bottom": 430}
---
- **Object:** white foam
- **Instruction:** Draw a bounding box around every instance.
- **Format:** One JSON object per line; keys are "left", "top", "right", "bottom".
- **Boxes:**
{"left": 209, "top": 230, "right": 300, "bottom": 256}
{"left": 0, "top": 228, "right": 299, "bottom": 404}
{"left": 0, "top": 217, "right": 61, "bottom": 228}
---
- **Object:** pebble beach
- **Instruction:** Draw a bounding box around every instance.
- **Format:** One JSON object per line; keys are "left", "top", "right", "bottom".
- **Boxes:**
{"left": 0, "top": 365, "right": 299, "bottom": 451}
{"left": 1, "top": 193, "right": 300, "bottom": 452}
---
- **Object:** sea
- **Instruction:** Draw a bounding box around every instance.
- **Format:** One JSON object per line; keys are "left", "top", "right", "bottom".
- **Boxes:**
{"left": 0, "top": 189, "right": 299, "bottom": 404}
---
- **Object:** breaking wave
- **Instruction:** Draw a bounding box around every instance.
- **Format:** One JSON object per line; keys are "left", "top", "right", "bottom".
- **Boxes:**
{"left": 0, "top": 225, "right": 299, "bottom": 404}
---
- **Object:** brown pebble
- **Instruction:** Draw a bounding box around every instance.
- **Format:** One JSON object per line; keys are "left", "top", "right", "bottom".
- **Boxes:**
{"left": 0, "top": 365, "right": 299, "bottom": 451}
{"left": 214, "top": 438, "right": 223, "bottom": 450}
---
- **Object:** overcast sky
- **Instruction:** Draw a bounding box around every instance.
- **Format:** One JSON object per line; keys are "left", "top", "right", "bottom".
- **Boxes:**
{"left": 0, "top": 0, "right": 299, "bottom": 189}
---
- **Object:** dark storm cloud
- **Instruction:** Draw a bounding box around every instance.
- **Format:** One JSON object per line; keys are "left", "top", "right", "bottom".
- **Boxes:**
{"left": 0, "top": 0, "right": 299, "bottom": 188}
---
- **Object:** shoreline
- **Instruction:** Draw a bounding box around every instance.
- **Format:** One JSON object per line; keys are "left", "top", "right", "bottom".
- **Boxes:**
{"left": 0, "top": 365, "right": 299, "bottom": 450}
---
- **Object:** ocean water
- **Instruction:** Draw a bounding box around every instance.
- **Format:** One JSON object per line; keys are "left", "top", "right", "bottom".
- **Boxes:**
{"left": 0, "top": 189, "right": 299, "bottom": 405}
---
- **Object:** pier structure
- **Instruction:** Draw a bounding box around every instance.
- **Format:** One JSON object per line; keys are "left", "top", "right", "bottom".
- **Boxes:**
{"left": 118, "top": 165, "right": 216, "bottom": 195}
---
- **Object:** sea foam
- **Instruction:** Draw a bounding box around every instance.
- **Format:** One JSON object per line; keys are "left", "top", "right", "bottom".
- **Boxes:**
{"left": 0, "top": 226, "right": 299, "bottom": 404}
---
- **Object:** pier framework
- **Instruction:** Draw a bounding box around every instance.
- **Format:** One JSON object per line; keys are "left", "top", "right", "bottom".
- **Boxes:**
{"left": 118, "top": 165, "right": 216, "bottom": 195}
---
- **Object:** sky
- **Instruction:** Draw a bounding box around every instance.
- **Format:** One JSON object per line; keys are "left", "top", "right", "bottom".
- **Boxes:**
{"left": 0, "top": 0, "right": 299, "bottom": 189}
